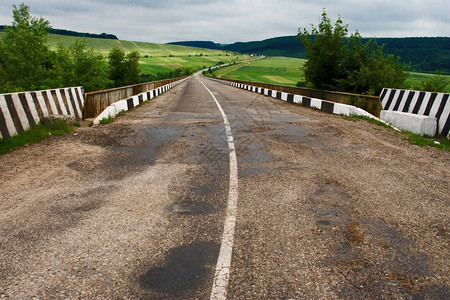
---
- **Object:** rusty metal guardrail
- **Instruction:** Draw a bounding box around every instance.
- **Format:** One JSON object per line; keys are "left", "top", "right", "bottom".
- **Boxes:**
{"left": 83, "top": 77, "right": 188, "bottom": 119}
{"left": 216, "top": 78, "right": 382, "bottom": 117}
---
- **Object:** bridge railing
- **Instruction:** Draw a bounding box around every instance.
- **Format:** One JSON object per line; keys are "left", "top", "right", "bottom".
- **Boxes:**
{"left": 84, "top": 77, "right": 188, "bottom": 118}
{"left": 215, "top": 78, "right": 382, "bottom": 117}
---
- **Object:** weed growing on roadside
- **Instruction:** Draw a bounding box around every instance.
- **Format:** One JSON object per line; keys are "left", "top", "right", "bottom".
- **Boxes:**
{"left": 0, "top": 119, "right": 74, "bottom": 154}
{"left": 344, "top": 114, "right": 391, "bottom": 128}
{"left": 343, "top": 114, "right": 450, "bottom": 151}
{"left": 73, "top": 120, "right": 81, "bottom": 127}
{"left": 401, "top": 132, "right": 450, "bottom": 151}
{"left": 99, "top": 115, "right": 114, "bottom": 125}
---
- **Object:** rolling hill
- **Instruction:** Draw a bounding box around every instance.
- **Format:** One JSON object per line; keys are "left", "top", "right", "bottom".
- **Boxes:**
{"left": 169, "top": 36, "right": 450, "bottom": 74}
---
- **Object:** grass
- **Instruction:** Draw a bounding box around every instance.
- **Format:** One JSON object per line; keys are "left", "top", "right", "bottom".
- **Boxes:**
{"left": 213, "top": 57, "right": 307, "bottom": 86}
{"left": 42, "top": 33, "right": 233, "bottom": 56}
{"left": 42, "top": 33, "right": 251, "bottom": 77}
{"left": 343, "top": 114, "right": 450, "bottom": 151}
{"left": 0, "top": 119, "right": 74, "bottom": 154}
{"left": 406, "top": 72, "right": 450, "bottom": 93}
{"left": 139, "top": 54, "right": 250, "bottom": 76}
{"left": 401, "top": 132, "right": 450, "bottom": 151}
{"left": 213, "top": 56, "right": 450, "bottom": 92}
{"left": 344, "top": 114, "right": 392, "bottom": 128}
{"left": 99, "top": 115, "right": 115, "bottom": 125}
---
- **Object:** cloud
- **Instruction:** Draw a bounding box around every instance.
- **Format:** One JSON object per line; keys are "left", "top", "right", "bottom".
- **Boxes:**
{"left": 0, "top": 0, "right": 448, "bottom": 44}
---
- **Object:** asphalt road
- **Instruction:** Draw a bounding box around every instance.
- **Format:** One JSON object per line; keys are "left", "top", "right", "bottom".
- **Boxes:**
{"left": 1, "top": 74, "right": 449, "bottom": 299}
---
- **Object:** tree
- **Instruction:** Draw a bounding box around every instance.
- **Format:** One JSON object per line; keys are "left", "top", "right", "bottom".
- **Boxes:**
{"left": 108, "top": 48, "right": 141, "bottom": 87}
{"left": 0, "top": 3, "right": 51, "bottom": 91}
{"left": 298, "top": 9, "right": 408, "bottom": 95}
{"left": 68, "top": 39, "right": 112, "bottom": 92}
{"left": 298, "top": 10, "right": 348, "bottom": 91}
{"left": 124, "top": 51, "right": 141, "bottom": 85}
{"left": 108, "top": 47, "right": 127, "bottom": 86}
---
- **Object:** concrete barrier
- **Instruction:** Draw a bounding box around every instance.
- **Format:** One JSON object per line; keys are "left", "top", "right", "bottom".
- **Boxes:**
{"left": 0, "top": 86, "right": 84, "bottom": 139}
{"left": 93, "top": 77, "right": 188, "bottom": 125}
{"left": 208, "top": 78, "right": 388, "bottom": 124}
{"left": 380, "top": 110, "right": 437, "bottom": 136}
{"left": 380, "top": 88, "right": 449, "bottom": 137}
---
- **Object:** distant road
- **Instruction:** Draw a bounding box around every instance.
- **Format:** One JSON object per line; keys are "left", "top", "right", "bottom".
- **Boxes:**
{"left": 1, "top": 74, "right": 448, "bottom": 299}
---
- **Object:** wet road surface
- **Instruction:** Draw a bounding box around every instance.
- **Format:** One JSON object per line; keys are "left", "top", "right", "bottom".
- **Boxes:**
{"left": 0, "top": 74, "right": 449, "bottom": 299}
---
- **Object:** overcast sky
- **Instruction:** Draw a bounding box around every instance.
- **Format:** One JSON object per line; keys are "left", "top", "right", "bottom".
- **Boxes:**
{"left": 0, "top": 0, "right": 448, "bottom": 44}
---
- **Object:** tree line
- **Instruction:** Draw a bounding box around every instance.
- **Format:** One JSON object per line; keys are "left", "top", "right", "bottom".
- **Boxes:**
{"left": 0, "top": 3, "right": 195, "bottom": 94}
{"left": 0, "top": 25, "right": 119, "bottom": 40}
{"left": 171, "top": 36, "right": 450, "bottom": 75}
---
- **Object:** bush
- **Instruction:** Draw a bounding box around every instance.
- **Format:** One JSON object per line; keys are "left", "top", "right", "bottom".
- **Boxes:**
{"left": 298, "top": 9, "right": 408, "bottom": 95}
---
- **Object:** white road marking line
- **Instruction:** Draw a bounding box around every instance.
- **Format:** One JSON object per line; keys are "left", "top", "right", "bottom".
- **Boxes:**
{"left": 197, "top": 77, "right": 239, "bottom": 300}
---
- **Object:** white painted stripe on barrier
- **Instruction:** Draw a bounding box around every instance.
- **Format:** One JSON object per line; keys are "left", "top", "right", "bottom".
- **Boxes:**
{"left": 25, "top": 93, "right": 40, "bottom": 125}
{"left": 429, "top": 93, "right": 443, "bottom": 117}
{"left": 293, "top": 95, "right": 302, "bottom": 104}
{"left": 333, "top": 102, "right": 354, "bottom": 116}
{"left": 381, "top": 89, "right": 390, "bottom": 108}
{"left": 281, "top": 92, "right": 288, "bottom": 101}
{"left": 310, "top": 98, "right": 322, "bottom": 109}
{"left": 112, "top": 99, "right": 128, "bottom": 113}
{"left": 438, "top": 102, "right": 450, "bottom": 133}
{"left": 46, "top": 90, "right": 58, "bottom": 115}
{"left": 62, "top": 89, "right": 75, "bottom": 117}
{"left": 55, "top": 89, "right": 68, "bottom": 115}
{"left": 407, "top": 91, "right": 420, "bottom": 113}
{"left": 11, "top": 94, "right": 30, "bottom": 131}
{"left": 397, "top": 91, "right": 409, "bottom": 112}
{"left": 418, "top": 92, "right": 431, "bottom": 115}
{"left": 70, "top": 88, "right": 82, "bottom": 118}
{"left": 36, "top": 92, "right": 49, "bottom": 117}
{"left": 0, "top": 94, "right": 17, "bottom": 137}
{"left": 77, "top": 87, "right": 85, "bottom": 107}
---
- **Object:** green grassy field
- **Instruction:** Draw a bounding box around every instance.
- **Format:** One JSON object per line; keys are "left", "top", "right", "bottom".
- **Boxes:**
{"left": 44, "top": 34, "right": 252, "bottom": 74}
{"left": 139, "top": 54, "right": 250, "bottom": 76}
{"left": 0, "top": 32, "right": 250, "bottom": 75}
{"left": 214, "top": 57, "right": 450, "bottom": 93}
{"left": 406, "top": 72, "right": 450, "bottom": 92}
{"left": 214, "top": 57, "right": 307, "bottom": 86}
{"left": 44, "top": 33, "right": 232, "bottom": 56}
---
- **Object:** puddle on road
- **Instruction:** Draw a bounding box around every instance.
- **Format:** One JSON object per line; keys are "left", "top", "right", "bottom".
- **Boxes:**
{"left": 139, "top": 242, "right": 219, "bottom": 296}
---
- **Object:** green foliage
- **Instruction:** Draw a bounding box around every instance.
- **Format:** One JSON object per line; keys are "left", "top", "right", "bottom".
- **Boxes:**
{"left": 0, "top": 119, "right": 73, "bottom": 154}
{"left": 0, "top": 3, "right": 51, "bottom": 91}
{"left": 67, "top": 39, "right": 112, "bottom": 91}
{"left": 298, "top": 10, "right": 348, "bottom": 91}
{"left": 124, "top": 51, "right": 141, "bottom": 85}
{"left": 0, "top": 3, "right": 113, "bottom": 93}
{"left": 108, "top": 48, "right": 139, "bottom": 86}
{"left": 344, "top": 114, "right": 391, "bottom": 128}
{"left": 107, "top": 47, "right": 141, "bottom": 87}
{"left": 169, "top": 37, "right": 450, "bottom": 74}
{"left": 298, "top": 9, "right": 408, "bottom": 95}
{"left": 171, "top": 65, "right": 196, "bottom": 77}
{"left": 402, "top": 132, "right": 450, "bottom": 151}
{"left": 416, "top": 74, "right": 449, "bottom": 92}
{"left": 108, "top": 47, "right": 127, "bottom": 86}
{"left": 99, "top": 115, "right": 114, "bottom": 125}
